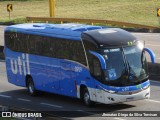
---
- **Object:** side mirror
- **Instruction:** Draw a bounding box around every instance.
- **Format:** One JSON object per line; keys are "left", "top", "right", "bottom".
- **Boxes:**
{"left": 144, "top": 48, "right": 155, "bottom": 63}
{"left": 89, "top": 50, "right": 106, "bottom": 69}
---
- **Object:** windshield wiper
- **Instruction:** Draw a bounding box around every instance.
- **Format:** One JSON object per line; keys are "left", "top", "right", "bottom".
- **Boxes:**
{"left": 127, "top": 62, "right": 139, "bottom": 80}
{"left": 122, "top": 51, "right": 131, "bottom": 80}
{"left": 122, "top": 47, "right": 138, "bottom": 80}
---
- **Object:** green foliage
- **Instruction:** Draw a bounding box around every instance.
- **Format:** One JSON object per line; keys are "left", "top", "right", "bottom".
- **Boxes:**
{"left": 0, "top": 0, "right": 159, "bottom": 26}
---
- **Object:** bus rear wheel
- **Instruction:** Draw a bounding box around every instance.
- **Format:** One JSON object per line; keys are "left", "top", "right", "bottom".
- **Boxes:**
{"left": 27, "top": 78, "right": 37, "bottom": 96}
{"left": 82, "top": 88, "right": 94, "bottom": 107}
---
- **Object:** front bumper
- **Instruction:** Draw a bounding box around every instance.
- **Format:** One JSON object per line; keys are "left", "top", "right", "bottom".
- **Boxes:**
{"left": 104, "top": 87, "right": 150, "bottom": 104}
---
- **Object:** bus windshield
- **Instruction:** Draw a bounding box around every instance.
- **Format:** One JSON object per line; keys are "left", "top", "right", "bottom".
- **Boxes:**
{"left": 102, "top": 45, "right": 148, "bottom": 87}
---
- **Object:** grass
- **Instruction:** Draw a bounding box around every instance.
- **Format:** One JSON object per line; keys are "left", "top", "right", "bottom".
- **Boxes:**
{"left": 0, "top": 0, "right": 160, "bottom": 26}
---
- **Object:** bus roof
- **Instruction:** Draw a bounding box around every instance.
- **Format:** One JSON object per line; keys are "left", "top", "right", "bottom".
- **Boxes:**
{"left": 82, "top": 28, "right": 136, "bottom": 47}
{"left": 5, "top": 23, "right": 104, "bottom": 40}
{"left": 5, "top": 23, "right": 136, "bottom": 46}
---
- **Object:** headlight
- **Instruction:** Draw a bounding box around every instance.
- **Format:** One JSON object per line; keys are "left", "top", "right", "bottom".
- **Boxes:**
{"left": 137, "top": 41, "right": 144, "bottom": 50}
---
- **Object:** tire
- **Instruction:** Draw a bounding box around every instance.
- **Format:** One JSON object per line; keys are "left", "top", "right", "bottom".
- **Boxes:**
{"left": 27, "top": 78, "right": 37, "bottom": 96}
{"left": 82, "top": 88, "right": 94, "bottom": 107}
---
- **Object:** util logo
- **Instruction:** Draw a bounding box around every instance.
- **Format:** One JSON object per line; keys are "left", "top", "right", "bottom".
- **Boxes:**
{"left": 10, "top": 54, "right": 30, "bottom": 75}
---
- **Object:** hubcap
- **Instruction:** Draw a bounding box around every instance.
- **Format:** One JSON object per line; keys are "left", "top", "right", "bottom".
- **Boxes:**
{"left": 29, "top": 82, "right": 34, "bottom": 94}
{"left": 84, "top": 92, "right": 89, "bottom": 104}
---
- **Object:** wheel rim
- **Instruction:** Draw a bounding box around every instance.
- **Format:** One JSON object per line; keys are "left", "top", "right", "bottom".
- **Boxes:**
{"left": 84, "top": 92, "right": 90, "bottom": 105}
{"left": 28, "top": 82, "right": 34, "bottom": 94}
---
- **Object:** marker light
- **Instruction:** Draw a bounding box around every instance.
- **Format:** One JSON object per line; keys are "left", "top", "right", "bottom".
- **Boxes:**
{"left": 137, "top": 41, "right": 144, "bottom": 50}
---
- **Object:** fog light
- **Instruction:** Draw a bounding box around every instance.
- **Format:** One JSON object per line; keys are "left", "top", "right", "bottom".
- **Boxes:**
{"left": 108, "top": 97, "right": 115, "bottom": 101}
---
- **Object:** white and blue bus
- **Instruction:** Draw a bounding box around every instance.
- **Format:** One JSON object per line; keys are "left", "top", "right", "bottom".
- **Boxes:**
{"left": 4, "top": 23, "right": 155, "bottom": 106}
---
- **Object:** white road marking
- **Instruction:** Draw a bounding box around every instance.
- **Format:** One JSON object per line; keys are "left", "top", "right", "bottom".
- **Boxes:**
{"left": 18, "top": 98, "right": 31, "bottom": 102}
{"left": 114, "top": 118, "right": 126, "bottom": 120}
{"left": 146, "top": 44, "right": 160, "bottom": 47}
{"left": 146, "top": 99, "right": 160, "bottom": 103}
{"left": 40, "top": 102, "right": 63, "bottom": 108}
{"left": 0, "top": 94, "right": 11, "bottom": 98}
{"left": 76, "top": 110, "right": 94, "bottom": 115}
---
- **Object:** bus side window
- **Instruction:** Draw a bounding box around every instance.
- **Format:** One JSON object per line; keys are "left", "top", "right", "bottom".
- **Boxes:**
{"left": 5, "top": 32, "right": 17, "bottom": 51}
{"left": 55, "top": 39, "right": 69, "bottom": 59}
{"left": 71, "top": 41, "right": 87, "bottom": 66}
{"left": 28, "top": 35, "right": 36, "bottom": 54}
{"left": 41, "top": 37, "right": 50, "bottom": 57}
{"left": 89, "top": 55, "right": 102, "bottom": 81}
{"left": 49, "top": 37, "right": 56, "bottom": 57}
{"left": 93, "top": 58, "right": 102, "bottom": 76}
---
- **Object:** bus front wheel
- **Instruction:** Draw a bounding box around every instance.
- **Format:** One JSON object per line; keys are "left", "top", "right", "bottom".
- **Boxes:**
{"left": 83, "top": 88, "right": 94, "bottom": 107}
{"left": 27, "top": 78, "right": 37, "bottom": 96}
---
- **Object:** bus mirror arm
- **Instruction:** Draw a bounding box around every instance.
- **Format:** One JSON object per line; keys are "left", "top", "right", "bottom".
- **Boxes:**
{"left": 144, "top": 48, "right": 155, "bottom": 63}
{"left": 89, "top": 50, "right": 107, "bottom": 70}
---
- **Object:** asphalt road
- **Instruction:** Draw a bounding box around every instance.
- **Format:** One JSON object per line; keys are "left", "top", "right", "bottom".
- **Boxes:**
{"left": 0, "top": 61, "right": 160, "bottom": 120}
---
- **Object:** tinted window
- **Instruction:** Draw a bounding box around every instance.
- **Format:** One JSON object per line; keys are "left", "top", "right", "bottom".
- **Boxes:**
{"left": 56, "top": 39, "right": 70, "bottom": 59}
{"left": 5, "top": 32, "right": 17, "bottom": 51}
{"left": 83, "top": 40, "right": 98, "bottom": 52}
{"left": 5, "top": 31, "right": 87, "bottom": 66}
{"left": 83, "top": 39, "right": 99, "bottom": 69}
{"left": 55, "top": 39, "right": 87, "bottom": 66}
{"left": 16, "top": 33, "right": 29, "bottom": 53}
{"left": 83, "top": 39, "right": 103, "bottom": 80}
{"left": 89, "top": 55, "right": 103, "bottom": 81}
